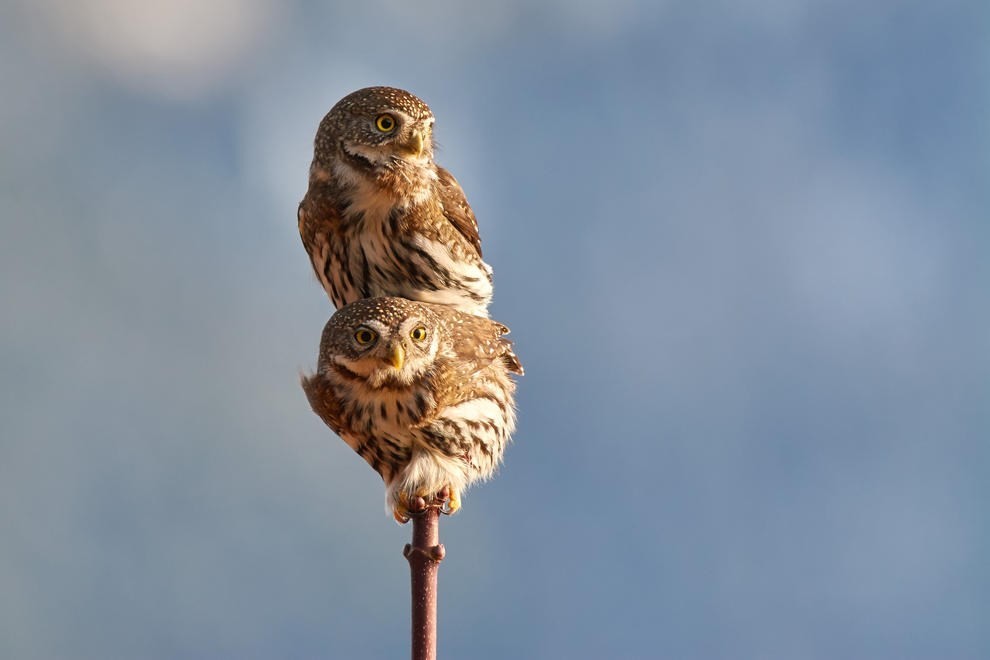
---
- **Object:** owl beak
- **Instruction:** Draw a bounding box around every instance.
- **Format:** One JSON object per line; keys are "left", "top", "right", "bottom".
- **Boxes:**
{"left": 386, "top": 342, "right": 405, "bottom": 370}
{"left": 399, "top": 130, "right": 425, "bottom": 158}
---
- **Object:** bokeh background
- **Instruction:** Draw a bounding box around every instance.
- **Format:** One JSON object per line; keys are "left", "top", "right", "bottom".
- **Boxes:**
{"left": 2, "top": 1, "right": 988, "bottom": 658}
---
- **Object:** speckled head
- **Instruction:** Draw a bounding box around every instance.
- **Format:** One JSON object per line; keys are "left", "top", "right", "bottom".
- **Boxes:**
{"left": 328, "top": 297, "right": 438, "bottom": 331}
{"left": 314, "top": 87, "right": 436, "bottom": 168}
{"left": 330, "top": 87, "right": 433, "bottom": 122}
{"left": 319, "top": 297, "right": 444, "bottom": 388}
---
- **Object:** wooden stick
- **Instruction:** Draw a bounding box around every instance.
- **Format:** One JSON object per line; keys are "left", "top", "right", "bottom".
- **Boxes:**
{"left": 403, "top": 490, "right": 448, "bottom": 660}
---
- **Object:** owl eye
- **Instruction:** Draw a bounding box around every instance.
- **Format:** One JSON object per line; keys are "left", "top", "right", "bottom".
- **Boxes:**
{"left": 410, "top": 326, "right": 428, "bottom": 342}
{"left": 354, "top": 328, "right": 377, "bottom": 346}
{"left": 375, "top": 114, "right": 397, "bottom": 133}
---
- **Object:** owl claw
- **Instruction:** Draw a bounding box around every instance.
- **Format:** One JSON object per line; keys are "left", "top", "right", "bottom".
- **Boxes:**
{"left": 393, "top": 487, "right": 459, "bottom": 522}
{"left": 441, "top": 488, "right": 461, "bottom": 516}
{"left": 393, "top": 492, "right": 426, "bottom": 524}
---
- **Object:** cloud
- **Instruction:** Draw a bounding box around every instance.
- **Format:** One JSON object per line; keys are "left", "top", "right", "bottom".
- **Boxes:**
{"left": 28, "top": 0, "right": 283, "bottom": 100}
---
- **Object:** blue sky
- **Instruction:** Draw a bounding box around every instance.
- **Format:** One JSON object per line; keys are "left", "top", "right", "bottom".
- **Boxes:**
{"left": 2, "top": 1, "right": 988, "bottom": 658}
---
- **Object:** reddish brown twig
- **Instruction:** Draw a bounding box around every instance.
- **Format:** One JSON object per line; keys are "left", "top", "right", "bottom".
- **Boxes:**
{"left": 403, "top": 489, "right": 448, "bottom": 660}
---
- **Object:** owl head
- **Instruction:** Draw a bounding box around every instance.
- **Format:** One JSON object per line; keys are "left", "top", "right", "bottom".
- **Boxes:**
{"left": 315, "top": 86, "right": 436, "bottom": 171}
{"left": 320, "top": 297, "right": 442, "bottom": 389}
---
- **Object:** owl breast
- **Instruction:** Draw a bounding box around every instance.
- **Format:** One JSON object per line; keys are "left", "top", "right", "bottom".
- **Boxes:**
{"left": 334, "top": 380, "right": 435, "bottom": 480}
{"left": 322, "top": 201, "right": 493, "bottom": 316}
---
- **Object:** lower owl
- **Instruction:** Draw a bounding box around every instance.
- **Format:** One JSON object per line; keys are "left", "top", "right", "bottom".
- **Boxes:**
{"left": 302, "top": 297, "right": 523, "bottom": 522}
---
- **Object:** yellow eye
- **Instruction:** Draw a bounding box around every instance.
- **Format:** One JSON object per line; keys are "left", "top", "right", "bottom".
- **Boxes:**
{"left": 375, "top": 114, "right": 396, "bottom": 133}
{"left": 354, "top": 328, "right": 377, "bottom": 345}
{"left": 410, "top": 326, "right": 428, "bottom": 342}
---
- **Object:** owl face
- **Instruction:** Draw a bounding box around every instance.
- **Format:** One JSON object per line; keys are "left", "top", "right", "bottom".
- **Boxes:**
{"left": 323, "top": 297, "right": 441, "bottom": 389}
{"left": 321, "top": 86, "right": 436, "bottom": 170}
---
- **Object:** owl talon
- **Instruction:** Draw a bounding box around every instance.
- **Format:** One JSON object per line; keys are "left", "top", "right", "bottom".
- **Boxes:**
{"left": 395, "top": 488, "right": 461, "bottom": 521}
{"left": 441, "top": 487, "right": 461, "bottom": 515}
{"left": 393, "top": 492, "right": 425, "bottom": 524}
{"left": 394, "top": 492, "right": 435, "bottom": 523}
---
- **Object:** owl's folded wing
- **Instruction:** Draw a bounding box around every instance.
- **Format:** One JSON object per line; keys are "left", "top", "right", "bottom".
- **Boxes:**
{"left": 449, "top": 314, "right": 524, "bottom": 376}
{"left": 436, "top": 166, "right": 484, "bottom": 258}
{"left": 301, "top": 372, "right": 348, "bottom": 436}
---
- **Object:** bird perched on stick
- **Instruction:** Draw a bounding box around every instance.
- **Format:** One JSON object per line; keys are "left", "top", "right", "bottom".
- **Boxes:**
{"left": 298, "top": 86, "right": 493, "bottom": 317}
{"left": 302, "top": 297, "right": 522, "bottom": 522}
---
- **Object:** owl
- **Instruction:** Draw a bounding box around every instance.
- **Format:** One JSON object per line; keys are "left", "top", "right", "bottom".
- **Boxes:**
{"left": 301, "top": 297, "right": 523, "bottom": 522}
{"left": 298, "top": 86, "right": 494, "bottom": 317}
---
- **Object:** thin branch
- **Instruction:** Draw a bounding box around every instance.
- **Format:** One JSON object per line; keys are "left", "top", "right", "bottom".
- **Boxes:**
{"left": 403, "top": 489, "right": 448, "bottom": 660}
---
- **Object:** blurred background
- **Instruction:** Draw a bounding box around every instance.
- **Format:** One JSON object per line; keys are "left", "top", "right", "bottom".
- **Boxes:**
{"left": 2, "top": 1, "right": 987, "bottom": 658}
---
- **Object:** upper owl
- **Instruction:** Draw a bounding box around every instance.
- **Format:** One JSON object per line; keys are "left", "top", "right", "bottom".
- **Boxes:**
{"left": 298, "top": 86, "right": 493, "bottom": 317}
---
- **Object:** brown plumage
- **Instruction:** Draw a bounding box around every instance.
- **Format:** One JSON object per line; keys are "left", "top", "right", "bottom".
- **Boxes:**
{"left": 301, "top": 297, "right": 522, "bottom": 522}
{"left": 298, "top": 86, "right": 493, "bottom": 317}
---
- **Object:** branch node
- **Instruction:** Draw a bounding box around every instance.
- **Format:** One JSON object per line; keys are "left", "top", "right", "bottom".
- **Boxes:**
{"left": 403, "top": 543, "right": 445, "bottom": 562}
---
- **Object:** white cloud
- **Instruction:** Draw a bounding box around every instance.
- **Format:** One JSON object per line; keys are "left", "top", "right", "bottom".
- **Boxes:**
{"left": 30, "top": 0, "right": 283, "bottom": 100}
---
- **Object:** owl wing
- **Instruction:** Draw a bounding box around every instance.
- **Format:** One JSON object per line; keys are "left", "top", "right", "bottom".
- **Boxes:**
{"left": 436, "top": 166, "right": 484, "bottom": 258}
{"left": 301, "top": 371, "right": 347, "bottom": 436}
{"left": 426, "top": 313, "right": 522, "bottom": 439}
{"left": 298, "top": 187, "right": 345, "bottom": 303}
{"left": 448, "top": 313, "right": 524, "bottom": 376}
